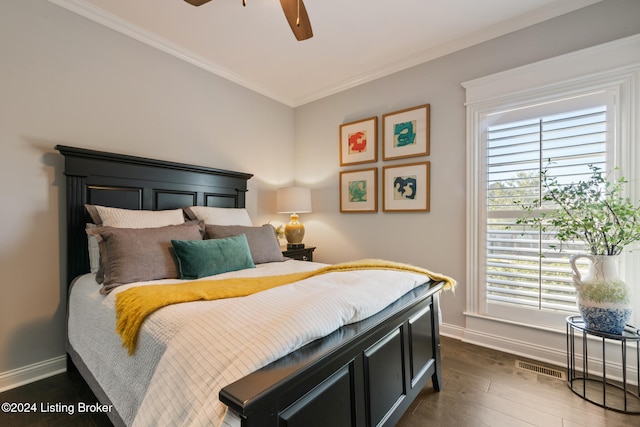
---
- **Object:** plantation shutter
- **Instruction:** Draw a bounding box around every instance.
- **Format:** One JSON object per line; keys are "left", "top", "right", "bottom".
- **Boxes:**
{"left": 484, "top": 97, "right": 608, "bottom": 313}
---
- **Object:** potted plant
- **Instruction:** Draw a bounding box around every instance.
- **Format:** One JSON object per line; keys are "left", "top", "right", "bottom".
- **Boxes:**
{"left": 517, "top": 164, "right": 640, "bottom": 334}
{"left": 269, "top": 222, "right": 287, "bottom": 245}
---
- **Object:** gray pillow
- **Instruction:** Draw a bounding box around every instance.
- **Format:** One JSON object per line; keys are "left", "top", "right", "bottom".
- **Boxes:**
{"left": 87, "top": 222, "right": 204, "bottom": 294}
{"left": 204, "top": 224, "right": 285, "bottom": 264}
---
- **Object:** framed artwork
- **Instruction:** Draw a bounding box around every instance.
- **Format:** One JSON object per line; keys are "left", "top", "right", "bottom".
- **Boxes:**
{"left": 340, "top": 168, "right": 378, "bottom": 213}
{"left": 382, "top": 104, "right": 430, "bottom": 160}
{"left": 382, "top": 161, "right": 430, "bottom": 212}
{"left": 339, "top": 117, "right": 378, "bottom": 166}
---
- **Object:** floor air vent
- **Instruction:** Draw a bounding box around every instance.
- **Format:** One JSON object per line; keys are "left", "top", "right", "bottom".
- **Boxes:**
{"left": 515, "top": 360, "right": 566, "bottom": 380}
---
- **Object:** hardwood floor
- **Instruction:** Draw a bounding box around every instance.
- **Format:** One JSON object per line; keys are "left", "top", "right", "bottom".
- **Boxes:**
{"left": 398, "top": 337, "right": 639, "bottom": 427}
{"left": 1, "top": 336, "right": 638, "bottom": 426}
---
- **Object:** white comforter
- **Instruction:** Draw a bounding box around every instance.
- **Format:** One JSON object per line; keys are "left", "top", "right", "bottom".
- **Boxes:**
{"left": 68, "top": 260, "right": 433, "bottom": 427}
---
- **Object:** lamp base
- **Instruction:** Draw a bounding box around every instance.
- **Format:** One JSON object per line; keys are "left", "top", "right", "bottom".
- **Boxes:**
{"left": 287, "top": 243, "right": 305, "bottom": 249}
{"left": 284, "top": 213, "right": 305, "bottom": 248}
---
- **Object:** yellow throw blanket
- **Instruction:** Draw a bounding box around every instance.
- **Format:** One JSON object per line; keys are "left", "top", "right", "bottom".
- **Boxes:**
{"left": 115, "top": 259, "right": 456, "bottom": 355}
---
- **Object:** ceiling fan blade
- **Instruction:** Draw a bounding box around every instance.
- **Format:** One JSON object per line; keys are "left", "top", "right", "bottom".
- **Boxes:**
{"left": 184, "top": 0, "right": 212, "bottom": 6}
{"left": 280, "top": 0, "right": 313, "bottom": 41}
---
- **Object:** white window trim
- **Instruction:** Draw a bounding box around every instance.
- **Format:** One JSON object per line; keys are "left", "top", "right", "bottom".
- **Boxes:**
{"left": 464, "top": 34, "right": 640, "bottom": 338}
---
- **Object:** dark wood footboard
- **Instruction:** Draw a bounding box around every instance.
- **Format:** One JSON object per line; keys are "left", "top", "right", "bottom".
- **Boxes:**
{"left": 221, "top": 281, "right": 443, "bottom": 427}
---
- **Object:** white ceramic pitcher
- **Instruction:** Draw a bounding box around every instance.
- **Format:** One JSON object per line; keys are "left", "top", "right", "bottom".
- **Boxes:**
{"left": 570, "top": 254, "right": 632, "bottom": 335}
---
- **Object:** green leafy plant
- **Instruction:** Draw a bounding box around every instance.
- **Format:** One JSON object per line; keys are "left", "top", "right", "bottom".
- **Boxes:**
{"left": 516, "top": 165, "right": 640, "bottom": 255}
{"left": 270, "top": 223, "right": 286, "bottom": 240}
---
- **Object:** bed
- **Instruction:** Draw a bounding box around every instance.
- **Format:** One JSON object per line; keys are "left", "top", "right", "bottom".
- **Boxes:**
{"left": 56, "top": 145, "right": 450, "bottom": 427}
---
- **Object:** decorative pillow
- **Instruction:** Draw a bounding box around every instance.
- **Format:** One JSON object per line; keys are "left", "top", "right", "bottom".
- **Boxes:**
{"left": 183, "top": 206, "right": 252, "bottom": 226}
{"left": 85, "top": 205, "right": 185, "bottom": 228}
{"left": 172, "top": 234, "right": 256, "bottom": 280}
{"left": 204, "top": 224, "right": 285, "bottom": 264}
{"left": 86, "top": 222, "right": 204, "bottom": 294}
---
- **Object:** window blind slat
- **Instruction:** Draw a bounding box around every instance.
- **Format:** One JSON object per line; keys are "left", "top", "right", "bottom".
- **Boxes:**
{"left": 484, "top": 105, "right": 606, "bottom": 312}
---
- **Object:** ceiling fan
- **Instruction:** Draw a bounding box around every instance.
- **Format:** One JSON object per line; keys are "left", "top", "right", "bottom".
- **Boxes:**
{"left": 184, "top": 0, "right": 313, "bottom": 41}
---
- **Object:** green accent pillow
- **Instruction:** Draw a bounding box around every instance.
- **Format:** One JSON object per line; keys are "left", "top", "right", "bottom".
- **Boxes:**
{"left": 172, "top": 234, "right": 256, "bottom": 279}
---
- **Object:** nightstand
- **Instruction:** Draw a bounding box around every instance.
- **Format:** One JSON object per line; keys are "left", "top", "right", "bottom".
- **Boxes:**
{"left": 282, "top": 246, "right": 316, "bottom": 262}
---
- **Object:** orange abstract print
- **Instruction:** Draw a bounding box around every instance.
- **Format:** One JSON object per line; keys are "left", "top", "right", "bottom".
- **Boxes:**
{"left": 348, "top": 131, "right": 367, "bottom": 153}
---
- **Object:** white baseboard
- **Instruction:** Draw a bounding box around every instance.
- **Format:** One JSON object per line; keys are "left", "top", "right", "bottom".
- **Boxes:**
{"left": 440, "top": 324, "right": 567, "bottom": 367}
{"left": 461, "top": 325, "right": 567, "bottom": 368}
{"left": 440, "top": 322, "right": 465, "bottom": 340}
{"left": 0, "top": 356, "right": 66, "bottom": 393}
{"left": 441, "top": 322, "right": 565, "bottom": 367}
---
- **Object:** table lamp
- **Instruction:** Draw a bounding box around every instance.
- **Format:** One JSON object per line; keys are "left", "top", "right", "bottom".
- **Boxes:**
{"left": 276, "top": 187, "right": 312, "bottom": 249}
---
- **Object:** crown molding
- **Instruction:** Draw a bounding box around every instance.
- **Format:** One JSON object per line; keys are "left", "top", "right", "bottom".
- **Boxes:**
{"left": 49, "top": 0, "right": 601, "bottom": 108}
{"left": 293, "top": 0, "right": 602, "bottom": 106}
{"left": 48, "top": 0, "right": 295, "bottom": 106}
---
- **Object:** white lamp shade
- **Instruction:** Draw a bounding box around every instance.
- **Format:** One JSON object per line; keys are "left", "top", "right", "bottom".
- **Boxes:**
{"left": 277, "top": 187, "right": 312, "bottom": 214}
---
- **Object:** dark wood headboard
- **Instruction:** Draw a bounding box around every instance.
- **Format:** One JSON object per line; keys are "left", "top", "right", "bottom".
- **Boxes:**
{"left": 55, "top": 145, "right": 253, "bottom": 285}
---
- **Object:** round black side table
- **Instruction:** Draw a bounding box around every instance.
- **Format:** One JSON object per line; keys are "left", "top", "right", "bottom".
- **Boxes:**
{"left": 566, "top": 315, "right": 640, "bottom": 414}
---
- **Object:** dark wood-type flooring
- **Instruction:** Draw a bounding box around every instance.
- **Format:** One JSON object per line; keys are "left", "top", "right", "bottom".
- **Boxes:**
{"left": 1, "top": 336, "right": 638, "bottom": 426}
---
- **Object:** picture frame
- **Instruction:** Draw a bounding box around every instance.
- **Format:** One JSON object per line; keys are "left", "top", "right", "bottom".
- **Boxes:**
{"left": 339, "top": 117, "right": 378, "bottom": 166}
{"left": 382, "top": 161, "right": 430, "bottom": 212}
{"left": 382, "top": 104, "right": 430, "bottom": 160}
{"left": 340, "top": 168, "right": 378, "bottom": 213}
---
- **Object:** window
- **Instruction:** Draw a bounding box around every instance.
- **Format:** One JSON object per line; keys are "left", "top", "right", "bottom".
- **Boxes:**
{"left": 484, "top": 96, "right": 611, "bottom": 324}
{"left": 464, "top": 37, "right": 639, "bottom": 331}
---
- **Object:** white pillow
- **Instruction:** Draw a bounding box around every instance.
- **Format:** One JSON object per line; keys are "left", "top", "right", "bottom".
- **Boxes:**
{"left": 183, "top": 206, "right": 253, "bottom": 226}
{"left": 86, "top": 223, "right": 100, "bottom": 273}
{"left": 86, "top": 205, "right": 185, "bottom": 228}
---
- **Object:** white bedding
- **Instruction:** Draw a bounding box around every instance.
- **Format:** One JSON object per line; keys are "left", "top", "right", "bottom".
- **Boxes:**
{"left": 68, "top": 260, "right": 433, "bottom": 427}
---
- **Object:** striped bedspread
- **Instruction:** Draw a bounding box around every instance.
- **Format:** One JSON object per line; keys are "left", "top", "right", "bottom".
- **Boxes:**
{"left": 68, "top": 260, "right": 437, "bottom": 427}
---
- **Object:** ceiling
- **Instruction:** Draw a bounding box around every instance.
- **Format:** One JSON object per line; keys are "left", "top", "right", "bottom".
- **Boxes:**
{"left": 49, "top": 0, "right": 600, "bottom": 107}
